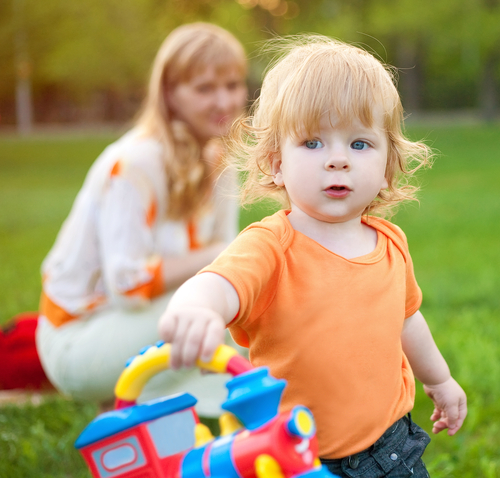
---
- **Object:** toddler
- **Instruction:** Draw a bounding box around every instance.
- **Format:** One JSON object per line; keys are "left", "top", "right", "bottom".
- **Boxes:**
{"left": 158, "top": 36, "right": 467, "bottom": 477}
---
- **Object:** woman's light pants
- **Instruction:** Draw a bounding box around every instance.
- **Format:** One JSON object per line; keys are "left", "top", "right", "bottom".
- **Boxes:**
{"left": 36, "top": 293, "right": 245, "bottom": 417}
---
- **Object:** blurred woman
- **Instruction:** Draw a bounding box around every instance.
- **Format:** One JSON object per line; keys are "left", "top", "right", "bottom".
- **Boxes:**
{"left": 36, "top": 23, "right": 248, "bottom": 415}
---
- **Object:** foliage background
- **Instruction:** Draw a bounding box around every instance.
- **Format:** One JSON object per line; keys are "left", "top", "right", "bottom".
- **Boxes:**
{"left": 1, "top": 0, "right": 500, "bottom": 125}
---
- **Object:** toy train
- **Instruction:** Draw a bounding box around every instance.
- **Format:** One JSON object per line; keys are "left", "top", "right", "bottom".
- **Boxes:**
{"left": 75, "top": 342, "right": 338, "bottom": 478}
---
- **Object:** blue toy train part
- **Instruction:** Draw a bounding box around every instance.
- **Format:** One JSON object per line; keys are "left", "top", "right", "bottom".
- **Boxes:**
{"left": 222, "top": 366, "right": 286, "bottom": 430}
{"left": 76, "top": 344, "right": 340, "bottom": 478}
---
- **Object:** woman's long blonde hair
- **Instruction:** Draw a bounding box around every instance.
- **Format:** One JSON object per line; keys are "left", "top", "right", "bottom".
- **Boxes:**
{"left": 136, "top": 23, "right": 247, "bottom": 220}
{"left": 230, "top": 35, "right": 431, "bottom": 218}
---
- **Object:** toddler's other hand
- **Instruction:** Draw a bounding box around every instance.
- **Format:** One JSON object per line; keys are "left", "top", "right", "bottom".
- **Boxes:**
{"left": 423, "top": 376, "right": 467, "bottom": 435}
{"left": 158, "top": 306, "right": 226, "bottom": 370}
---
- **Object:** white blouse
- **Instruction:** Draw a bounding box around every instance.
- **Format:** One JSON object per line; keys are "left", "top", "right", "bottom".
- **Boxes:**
{"left": 41, "top": 128, "right": 238, "bottom": 326}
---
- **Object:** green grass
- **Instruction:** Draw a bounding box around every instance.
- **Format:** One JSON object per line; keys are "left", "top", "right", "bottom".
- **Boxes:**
{"left": 397, "top": 124, "right": 500, "bottom": 477}
{"left": 1, "top": 123, "right": 499, "bottom": 477}
{"left": 0, "top": 135, "right": 117, "bottom": 325}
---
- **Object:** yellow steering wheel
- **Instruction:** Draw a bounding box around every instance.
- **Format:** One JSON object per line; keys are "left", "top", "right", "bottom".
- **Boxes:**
{"left": 114, "top": 342, "right": 251, "bottom": 408}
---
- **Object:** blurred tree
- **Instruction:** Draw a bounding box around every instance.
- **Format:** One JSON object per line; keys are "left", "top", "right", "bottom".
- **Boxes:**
{"left": 0, "top": 0, "right": 267, "bottom": 123}
{"left": 0, "top": 0, "right": 497, "bottom": 126}
{"left": 362, "top": 0, "right": 432, "bottom": 112}
{"left": 466, "top": 0, "right": 500, "bottom": 120}
{"left": 13, "top": 0, "right": 34, "bottom": 134}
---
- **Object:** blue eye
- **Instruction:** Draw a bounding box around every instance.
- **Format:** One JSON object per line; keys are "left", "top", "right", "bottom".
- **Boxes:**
{"left": 351, "top": 141, "right": 369, "bottom": 150}
{"left": 305, "top": 139, "right": 323, "bottom": 149}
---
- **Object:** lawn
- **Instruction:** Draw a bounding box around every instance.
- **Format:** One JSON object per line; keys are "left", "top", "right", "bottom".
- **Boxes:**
{"left": 0, "top": 122, "right": 499, "bottom": 477}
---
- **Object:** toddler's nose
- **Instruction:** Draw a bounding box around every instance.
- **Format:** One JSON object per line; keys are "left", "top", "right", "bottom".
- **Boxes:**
{"left": 325, "top": 152, "right": 350, "bottom": 171}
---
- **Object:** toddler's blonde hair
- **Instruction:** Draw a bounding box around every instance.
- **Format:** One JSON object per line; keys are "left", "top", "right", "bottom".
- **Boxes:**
{"left": 230, "top": 35, "right": 431, "bottom": 217}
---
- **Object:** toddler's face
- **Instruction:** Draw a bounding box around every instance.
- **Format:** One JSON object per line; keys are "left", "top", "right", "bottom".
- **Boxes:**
{"left": 271, "top": 110, "right": 389, "bottom": 225}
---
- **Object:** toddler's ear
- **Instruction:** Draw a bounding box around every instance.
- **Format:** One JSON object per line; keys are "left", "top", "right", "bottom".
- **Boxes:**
{"left": 270, "top": 152, "right": 284, "bottom": 187}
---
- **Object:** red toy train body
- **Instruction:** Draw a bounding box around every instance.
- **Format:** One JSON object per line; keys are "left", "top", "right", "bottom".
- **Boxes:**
{"left": 75, "top": 343, "right": 338, "bottom": 478}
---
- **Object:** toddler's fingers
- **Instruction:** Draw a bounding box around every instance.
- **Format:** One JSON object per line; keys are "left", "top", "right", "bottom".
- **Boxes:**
{"left": 158, "top": 311, "right": 176, "bottom": 343}
{"left": 170, "top": 314, "right": 193, "bottom": 369}
{"left": 432, "top": 419, "right": 449, "bottom": 434}
{"left": 430, "top": 407, "right": 442, "bottom": 422}
{"left": 200, "top": 319, "right": 226, "bottom": 363}
{"left": 444, "top": 405, "right": 460, "bottom": 432}
{"left": 182, "top": 320, "right": 210, "bottom": 368}
{"left": 447, "top": 397, "right": 467, "bottom": 435}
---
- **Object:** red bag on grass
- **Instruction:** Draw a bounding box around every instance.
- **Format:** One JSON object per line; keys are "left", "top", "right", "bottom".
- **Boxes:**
{"left": 0, "top": 313, "right": 53, "bottom": 390}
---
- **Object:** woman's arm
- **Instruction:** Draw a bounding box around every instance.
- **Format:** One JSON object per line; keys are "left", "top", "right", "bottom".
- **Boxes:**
{"left": 162, "top": 242, "right": 227, "bottom": 290}
{"left": 99, "top": 158, "right": 233, "bottom": 300}
{"left": 164, "top": 162, "right": 239, "bottom": 289}
{"left": 402, "top": 310, "right": 467, "bottom": 435}
{"left": 158, "top": 272, "right": 240, "bottom": 369}
{"left": 99, "top": 173, "right": 164, "bottom": 304}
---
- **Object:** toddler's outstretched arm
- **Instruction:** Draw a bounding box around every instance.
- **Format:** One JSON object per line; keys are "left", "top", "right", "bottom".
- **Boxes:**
{"left": 402, "top": 310, "right": 467, "bottom": 435}
{"left": 158, "top": 272, "right": 240, "bottom": 369}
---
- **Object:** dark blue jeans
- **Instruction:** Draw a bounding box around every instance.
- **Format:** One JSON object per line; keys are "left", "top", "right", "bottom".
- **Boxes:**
{"left": 320, "top": 414, "right": 431, "bottom": 477}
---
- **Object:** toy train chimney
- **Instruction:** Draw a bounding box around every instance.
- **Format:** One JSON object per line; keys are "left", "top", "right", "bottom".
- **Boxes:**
{"left": 221, "top": 367, "right": 286, "bottom": 430}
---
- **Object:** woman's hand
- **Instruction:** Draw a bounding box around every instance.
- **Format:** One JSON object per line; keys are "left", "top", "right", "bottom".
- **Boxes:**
{"left": 423, "top": 377, "right": 467, "bottom": 435}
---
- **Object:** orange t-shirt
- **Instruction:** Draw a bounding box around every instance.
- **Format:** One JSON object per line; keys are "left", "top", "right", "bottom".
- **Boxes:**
{"left": 201, "top": 210, "right": 422, "bottom": 459}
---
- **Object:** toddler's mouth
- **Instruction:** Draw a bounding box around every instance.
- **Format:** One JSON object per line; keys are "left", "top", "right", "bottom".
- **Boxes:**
{"left": 325, "top": 185, "right": 351, "bottom": 198}
{"left": 327, "top": 185, "right": 351, "bottom": 191}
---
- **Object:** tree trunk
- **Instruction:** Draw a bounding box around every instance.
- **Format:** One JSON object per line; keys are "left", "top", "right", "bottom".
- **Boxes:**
{"left": 15, "top": 74, "right": 33, "bottom": 135}
{"left": 479, "top": 57, "right": 498, "bottom": 122}
{"left": 14, "top": 0, "right": 34, "bottom": 135}
{"left": 395, "top": 39, "right": 422, "bottom": 113}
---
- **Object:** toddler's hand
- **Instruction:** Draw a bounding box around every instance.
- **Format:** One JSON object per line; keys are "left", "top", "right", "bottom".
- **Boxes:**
{"left": 423, "top": 377, "right": 467, "bottom": 435}
{"left": 158, "top": 305, "right": 226, "bottom": 370}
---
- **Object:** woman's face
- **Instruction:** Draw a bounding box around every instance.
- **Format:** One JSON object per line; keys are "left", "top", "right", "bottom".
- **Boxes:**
{"left": 167, "top": 65, "right": 247, "bottom": 145}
